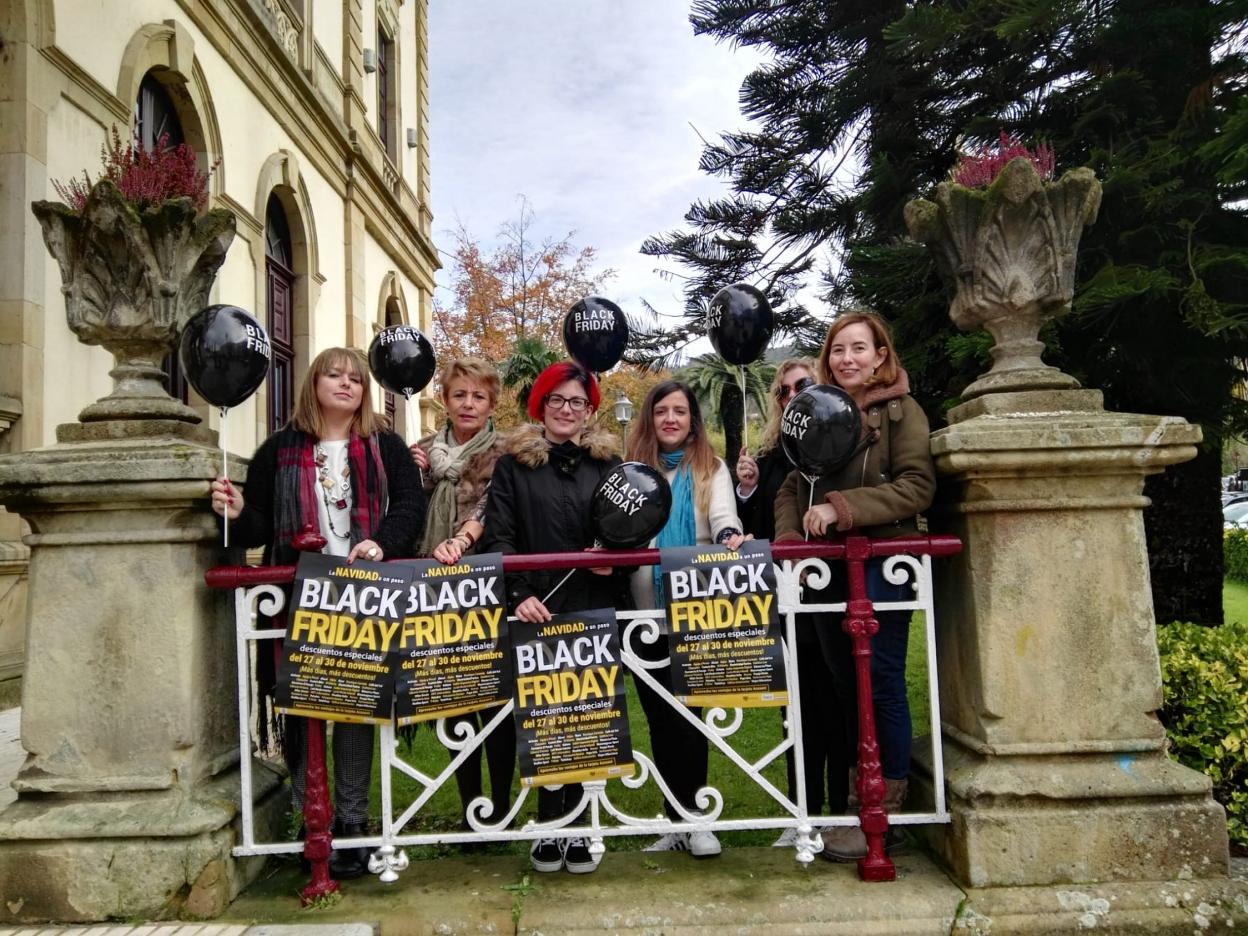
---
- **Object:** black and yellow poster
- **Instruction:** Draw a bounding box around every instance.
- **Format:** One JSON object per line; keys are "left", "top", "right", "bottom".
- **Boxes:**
{"left": 393, "top": 553, "right": 511, "bottom": 724}
{"left": 514, "top": 608, "right": 634, "bottom": 787}
{"left": 661, "top": 539, "right": 788, "bottom": 708}
{"left": 276, "top": 553, "right": 412, "bottom": 724}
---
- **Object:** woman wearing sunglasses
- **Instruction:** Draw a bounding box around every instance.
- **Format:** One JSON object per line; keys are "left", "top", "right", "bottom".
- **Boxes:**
{"left": 736, "top": 359, "right": 845, "bottom": 844}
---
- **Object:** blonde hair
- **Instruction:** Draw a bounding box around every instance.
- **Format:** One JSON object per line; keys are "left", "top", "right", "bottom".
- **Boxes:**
{"left": 817, "top": 311, "right": 900, "bottom": 389}
{"left": 625, "top": 380, "right": 719, "bottom": 515}
{"left": 291, "top": 347, "right": 388, "bottom": 438}
{"left": 758, "top": 357, "right": 817, "bottom": 455}
{"left": 438, "top": 356, "right": 501, "bottom": 405}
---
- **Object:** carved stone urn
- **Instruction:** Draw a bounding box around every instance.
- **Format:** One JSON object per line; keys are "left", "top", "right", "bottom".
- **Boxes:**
{"left": 31, "top": 179, "right": 236, "bottom": 434}
{"left": 904, "top": 157, "right": 1102, "bottom": 400}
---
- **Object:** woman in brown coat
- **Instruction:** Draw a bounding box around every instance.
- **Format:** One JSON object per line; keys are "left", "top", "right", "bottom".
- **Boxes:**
{"left": 410, "top": 356, "right": 513, "bottom": 835}
{"left": 774, "top": 312, "right": 936, "bottom": 861}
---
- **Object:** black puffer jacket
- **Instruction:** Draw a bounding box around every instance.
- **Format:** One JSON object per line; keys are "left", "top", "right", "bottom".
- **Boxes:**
{"left": 482, "top": 424, "right": 624, "bottom": 614}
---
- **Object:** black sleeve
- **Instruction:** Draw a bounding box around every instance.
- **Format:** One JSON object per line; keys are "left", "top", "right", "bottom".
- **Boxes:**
{"left": 373, "top": 430, "right": 427, "bottom": 560}
{"left": 481, "top": 455, "right": 539, "bottom": 610}
{"left": 228, "top": 431, "right": 280, "bottom": 549}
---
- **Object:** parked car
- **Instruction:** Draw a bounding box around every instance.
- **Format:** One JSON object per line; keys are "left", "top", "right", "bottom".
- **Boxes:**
{"left": 1223, "top": 501, "right": 1248, "bottom": 529}
{"left": 1223, "top": 492, "right": 1248, "bottom": 507}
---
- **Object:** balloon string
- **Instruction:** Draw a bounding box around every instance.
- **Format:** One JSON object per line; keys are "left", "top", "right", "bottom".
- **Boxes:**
{"left": 804, "top": 473, "right": 816, "bottom": 542}
{"left": 740, "top": 364, "right": 748, "bottom": 451}
{"left": 404, "top": 391, "right": 422, "bottom": 486}
{"left": 541, "top": 569, "right": 575, "bottom": 606}
{"left": 540, "top": 541, "right": 600, "bottom": 606}
{"left": 221, "top": 406, "right": 229, "bottom": 549}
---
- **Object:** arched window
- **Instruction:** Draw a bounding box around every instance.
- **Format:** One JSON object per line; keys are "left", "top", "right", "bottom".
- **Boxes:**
{"left": 266, "top": 193, "right": 296, "bottom": 432}
{"left": 134, "top": 72, "right": 185, "bottom": 150}
{"left": 136, "top": 71, "right": 190, "bottom": 403}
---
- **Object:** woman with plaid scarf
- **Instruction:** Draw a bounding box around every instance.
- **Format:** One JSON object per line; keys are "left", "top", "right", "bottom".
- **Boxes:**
{"left": 209, "top": 347, "right": 425, "bottom": 878}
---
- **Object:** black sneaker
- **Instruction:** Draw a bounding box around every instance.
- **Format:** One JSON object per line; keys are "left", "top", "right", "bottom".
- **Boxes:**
{"left": 563, "top": 836, "right": 598, "bottom": 874}
{"left": 530, "top": 837, "right": 564, "bottom": 873}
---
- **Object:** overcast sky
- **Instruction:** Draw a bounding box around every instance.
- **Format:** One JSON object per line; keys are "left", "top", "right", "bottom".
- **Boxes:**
{"left": 427, "top": 2, "right": 765, "bottom": 348}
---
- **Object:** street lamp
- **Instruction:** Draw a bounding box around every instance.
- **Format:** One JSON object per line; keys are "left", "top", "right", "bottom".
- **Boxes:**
{"left": 613, "top": 391, "right": 633, "bottom": 441}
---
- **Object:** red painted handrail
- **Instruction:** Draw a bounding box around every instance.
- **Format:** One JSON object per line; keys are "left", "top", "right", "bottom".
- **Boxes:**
{"left": 203, "top": 535, "right": 962, "bottom": 589}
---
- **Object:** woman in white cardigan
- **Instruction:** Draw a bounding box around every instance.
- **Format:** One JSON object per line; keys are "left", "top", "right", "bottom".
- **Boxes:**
{"left": 624, "top": 380, "right": 747, "bottom": 858}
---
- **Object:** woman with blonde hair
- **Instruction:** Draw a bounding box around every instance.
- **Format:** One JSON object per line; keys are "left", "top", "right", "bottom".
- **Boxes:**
{"left": 625, "top": 379, "right": 746, "bottom": 858}
{"left": 774, "top": 312, "right": 936, "bottom": 861}
{"left": 210, "top": 346, "right": 425, "bottom": 878}
{"left": 410, "top": 355, "right": 514, "bottom": 836}
{"left": 735, "top": 358, "right": 845, "bottom": 840}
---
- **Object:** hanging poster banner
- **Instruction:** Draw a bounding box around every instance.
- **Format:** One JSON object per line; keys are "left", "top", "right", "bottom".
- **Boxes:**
{"left": 514, "top": 608, "right": 634, "bottom": 787}
{"left": 393, "top": 552, "right": 511, "bottom": 724}
{"left": 661, "top": 539, "right": 787, "bottom": 708}
{"left": 276, "top": 553, "right": 411, "bottom": 724}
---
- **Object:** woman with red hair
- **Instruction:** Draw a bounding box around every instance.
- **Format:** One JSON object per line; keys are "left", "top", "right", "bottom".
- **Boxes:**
{"left": 482, "top": 360, "right": 626, "bottom": 875}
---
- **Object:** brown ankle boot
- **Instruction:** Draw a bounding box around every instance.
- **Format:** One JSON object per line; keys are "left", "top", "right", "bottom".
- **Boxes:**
{"left": 820, "top": 776, "right": 908, "bottom": 862}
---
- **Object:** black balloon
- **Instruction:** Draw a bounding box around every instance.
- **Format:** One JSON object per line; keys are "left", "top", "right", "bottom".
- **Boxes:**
{"left": 179, "top": 305, "right": 271, "bottom": 409}
{"left": 591, "top": 462, "right": 673, "bottom": 549}
{"left": 368, "top": 325, "right": 437, "bottom": 398}
{"left": 563, "top": 296, "right": 629, "bottom": 372}
{"left": 779, "top": 384, "right": 863, "bottom": 478}
{"left": 706, "top": 283, "right": 774, "bottom": 366}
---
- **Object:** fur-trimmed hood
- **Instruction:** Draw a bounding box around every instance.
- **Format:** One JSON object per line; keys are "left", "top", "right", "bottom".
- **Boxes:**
{"left": 506, "top": 422, "right": 620, "bottom": 469}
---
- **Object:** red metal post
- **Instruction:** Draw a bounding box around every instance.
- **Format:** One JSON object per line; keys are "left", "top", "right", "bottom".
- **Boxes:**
{"left": 299, "top": 717, "right": 338, "bottom": 903}
{"left": 844, "top": 534, "right": 895, "bottom": 882}
{"left": 289, "top": 523, "right": 336, "bottom": 903}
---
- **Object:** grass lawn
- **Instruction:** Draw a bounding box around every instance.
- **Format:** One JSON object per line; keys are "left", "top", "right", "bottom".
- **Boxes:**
{"left": 1224, "top": 578, "right": 1248, "bottom": 625}
{"left": 325, "top": 612, "right": 938, "bottom": 858}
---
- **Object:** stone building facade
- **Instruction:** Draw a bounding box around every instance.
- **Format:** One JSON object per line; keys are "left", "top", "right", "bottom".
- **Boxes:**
{"left": 0, "top": 0, "right": 440, "bottom": 703}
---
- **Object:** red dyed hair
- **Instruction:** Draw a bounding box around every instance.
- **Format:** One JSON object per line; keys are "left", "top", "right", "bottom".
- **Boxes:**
{"left": 526, "top": 361, "right": 600, "bottom": 420}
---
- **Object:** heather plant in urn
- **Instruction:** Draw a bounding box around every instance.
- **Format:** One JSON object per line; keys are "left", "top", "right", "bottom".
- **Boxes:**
{"left": 904, "top": 133, "right": 1102, "bottom": 400}
{"left": 32, "top": 128, "right": 235, "bottom": 431}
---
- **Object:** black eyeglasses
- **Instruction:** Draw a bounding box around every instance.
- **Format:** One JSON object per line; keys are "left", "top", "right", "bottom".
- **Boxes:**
{"left": 545, "top": 393, "right": 590, "bottom": 412}
{"left": 776, "top": 376, "right": 814, "bottom": 401}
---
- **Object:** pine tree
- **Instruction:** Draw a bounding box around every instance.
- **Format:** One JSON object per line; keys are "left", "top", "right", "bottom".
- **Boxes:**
{"left": 649, "top": 0, "right": 1248, "bottom": 623}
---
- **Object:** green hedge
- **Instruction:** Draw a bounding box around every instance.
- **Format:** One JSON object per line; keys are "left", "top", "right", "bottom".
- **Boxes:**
{"left": 1157, "top": 620, "right": 1248, "bottom": 848}
{"left": 1223, "top": 529, "right": 1248, "bottom": 582}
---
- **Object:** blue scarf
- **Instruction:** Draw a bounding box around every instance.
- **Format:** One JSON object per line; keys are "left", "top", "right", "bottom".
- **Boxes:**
{"left": 653, "top": 449, "right": 697, "bottom": 604}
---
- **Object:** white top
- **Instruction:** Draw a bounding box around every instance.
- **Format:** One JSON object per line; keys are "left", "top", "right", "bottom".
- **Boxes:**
{"left": 315, "top": 439, "right": 352, "bottom": 557}
{"left": 629, "top": 458, "right": 741, "bottom": 611}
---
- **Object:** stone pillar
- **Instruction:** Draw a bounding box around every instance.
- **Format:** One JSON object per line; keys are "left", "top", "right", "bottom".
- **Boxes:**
{"left": 917, "top": 388, "right": 1229, "bottom": 888}
{"left": 905, "top": 160, "right": 1245, "bottom": 930}
{"left": 0, "top": 437, "right": 285, "bottom": 921}
{"left": 0, "top": 181, "right": 285, "bottom": 923}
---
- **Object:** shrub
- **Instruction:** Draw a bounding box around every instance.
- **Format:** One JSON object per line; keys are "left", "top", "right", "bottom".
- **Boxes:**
{"left": 1157, "top": 620, "right": 1248, "bottom": 848}
{"left": 950, "top": 132, "right": 1056, "bottom": 188}
{"left": 1224, "top": 529, "right": 1248, "bottom": 582}
{"left": 53, "top": 126, "right": 214, "bottom": 213}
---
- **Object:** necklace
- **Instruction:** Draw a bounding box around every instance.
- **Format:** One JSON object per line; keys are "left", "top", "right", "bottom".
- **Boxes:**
{"left": 314, "top": 442, "right": 351, "bottom": 537}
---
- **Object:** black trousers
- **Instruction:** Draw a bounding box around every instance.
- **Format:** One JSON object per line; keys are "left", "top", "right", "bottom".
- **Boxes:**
{"left": 449, "top": 705, "right": 516, "bottom": 825}
{"left": 783, "top": 618, "right": 849, "bottom": 815}
{"left": 633, "top": 633, "right": 709, "bottom": 820}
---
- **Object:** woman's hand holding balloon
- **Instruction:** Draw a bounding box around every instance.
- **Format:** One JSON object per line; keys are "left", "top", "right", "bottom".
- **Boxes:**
{"left": 409, "top": 444, "right": 430, "bottom": 471}
{"left": 803, "top": 503, "right": 838, "bottom": 538}
{"left": 210, "top": 476, "right": 243, "bottom": 520}
{"left": 515, "top": 595, "right": 552, "bottom": 623}
{"left": 736, "top": 446, "right": 759, "bottom": 496}
{"left": 347, "top": 539, "right": 384, "bottom": 564}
